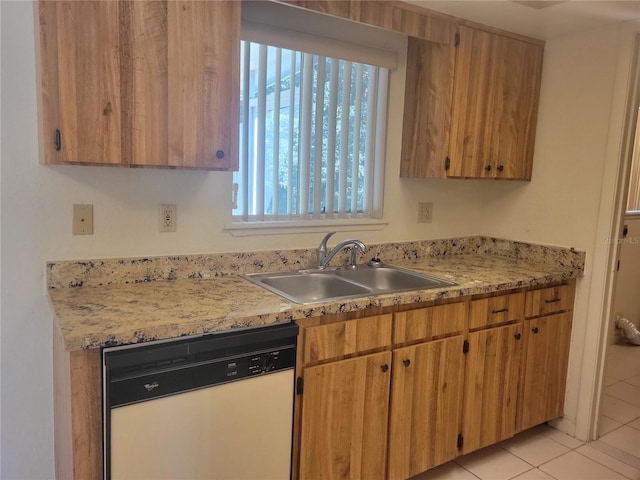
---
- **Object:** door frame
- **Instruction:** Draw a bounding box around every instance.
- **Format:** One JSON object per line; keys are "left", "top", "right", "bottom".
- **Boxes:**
{"left": 583, "top": 25, "right": 640, "bottom": 441}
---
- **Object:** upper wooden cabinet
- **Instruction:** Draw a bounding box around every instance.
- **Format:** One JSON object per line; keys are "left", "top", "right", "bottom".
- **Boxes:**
{"left": 37, "top": 1, "right": 239, "bottom": 170}
{"left": 401, "top": 27, "right": 544, "bottom": 180}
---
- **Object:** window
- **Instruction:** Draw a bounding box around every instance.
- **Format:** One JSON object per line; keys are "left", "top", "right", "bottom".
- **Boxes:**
{"left": 232, "top": 23, "right": 392, "bottom": 223}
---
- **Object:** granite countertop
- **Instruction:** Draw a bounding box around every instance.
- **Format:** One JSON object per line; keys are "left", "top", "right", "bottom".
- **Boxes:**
{"left": 48, "top": 244, "right": 583, "bottom": 351}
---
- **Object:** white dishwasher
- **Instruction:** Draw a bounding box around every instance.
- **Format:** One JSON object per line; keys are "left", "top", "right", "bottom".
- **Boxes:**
{"left": 103, "top": 323, "right": 298, "bottom": 480}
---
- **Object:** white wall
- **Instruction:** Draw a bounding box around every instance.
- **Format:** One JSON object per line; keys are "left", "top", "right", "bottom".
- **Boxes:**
{"left": 0, "top": 1, "right": 634, "bottom": 477}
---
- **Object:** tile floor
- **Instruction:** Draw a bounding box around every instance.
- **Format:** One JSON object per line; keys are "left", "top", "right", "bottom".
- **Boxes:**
{"left": 412, "top": 343, "right": 640, "bottom": 480}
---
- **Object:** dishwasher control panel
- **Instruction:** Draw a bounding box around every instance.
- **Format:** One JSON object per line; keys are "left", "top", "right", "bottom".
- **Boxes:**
{"left": 105, "top": 323, "right": 298, "bottom": 408}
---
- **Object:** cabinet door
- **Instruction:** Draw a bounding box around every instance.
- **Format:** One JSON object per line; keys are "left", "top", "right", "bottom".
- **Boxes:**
{"left": 388, "top": 336, "right": 464, "bottom": 479}
{"left": 38, "top": 1, "right": 239, "bottom": 169}
{"left": 519, "top": 313, "right": 572, "bottom": 431}
{"left": 400, "top": 36, "right": 456, "bottom": 178}
{"left": 462, "top": 323, "right": 522, "bottom": 454}
{"left": 39, "top": 1, "right": 123, "bottom": 165}
{"left": 165, "top": 1, "right": 239, "bottom": 169}
{"left": 298, "top": 351, "right": 391, "bottom": 480}
{"left": 449, "top": 26, "right": 543, "bottom": 180}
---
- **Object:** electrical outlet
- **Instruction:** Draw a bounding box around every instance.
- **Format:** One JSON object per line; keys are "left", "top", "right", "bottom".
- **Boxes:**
{"left": 73, "top": 204, "right": 94, "bottom": 235}
{"left": 159, "top": 204, "right": 177, "bottom": 232}
{"left": 417, "top": 202, "right": 433, "bottom": 223}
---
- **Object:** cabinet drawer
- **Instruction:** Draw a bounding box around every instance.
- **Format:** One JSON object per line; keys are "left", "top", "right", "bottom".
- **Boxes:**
{"left": 393, "top": 302, "right": 466, "bottom": 344}
{"left": 469, "top": 292, "right": 524, "bottom": 330}
{"left": 303, "top": 314, "right": 392, "bottom": 364}
{"left": 524, "top": 285, "right": 572, "bottom": 318}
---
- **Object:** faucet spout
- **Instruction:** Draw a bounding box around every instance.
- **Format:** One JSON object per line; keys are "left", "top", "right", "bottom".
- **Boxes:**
{"left": 316, "top": 233, "right": 366, "bottom": 269}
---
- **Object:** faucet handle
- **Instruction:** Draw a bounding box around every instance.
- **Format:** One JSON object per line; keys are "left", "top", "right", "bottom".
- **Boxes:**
{"left": 319, "top": 231, "right": 336, "bottom": 250}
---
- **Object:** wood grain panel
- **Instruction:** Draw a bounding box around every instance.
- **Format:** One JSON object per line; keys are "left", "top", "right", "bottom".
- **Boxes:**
{"left": 519, "top": 313, "right": 573, "bottom": 431}
{"left": 37, "top": 1, "right": 62, "bottom": 165}
{"left": 167, "top": 1, "right": 240, "bottom": 169}
{"left": 303, "top": 314, "right": 392, "bottom": 364}
{"left": 281, "top": 0, "right": 455, "bottom": 44}
{"left": 70, "top": 348, "right": 103, "bottom": 480}
{"left": 449, "top": 26, "right": 543, "bottom": 180}
{"left": 489, "top": 34, "right": 543, "bottom": 180}
{"left": 38, "top": 0, "right": 239, "bottom": 170}
{"left": 41, "top": 1, "right": 122, "bottom": 165}
{"left": 400, "top": 36, "right": 456, "bottom": 178}
{"left": 393, "top": 302, "right": 466, "bottom": 344}
{"left": 524, "top": 284, "right": 572, "bottom": 318}
{"left": 388, "top": 336, "right": 465, "bottom": 479}
{"left": 120, "top": 1, "right": 169, "bottom": 166}
{"left": 449, "top": 26, "right": 498, "bottom": 178}
{"left": 462, "top": 323, "right": 522, "bottom": 454}
{"left": 298, "top": 352, "right": 391, "bottom": 480}
{"left": 469, "top": 292, "right": 524, "bottom": 330}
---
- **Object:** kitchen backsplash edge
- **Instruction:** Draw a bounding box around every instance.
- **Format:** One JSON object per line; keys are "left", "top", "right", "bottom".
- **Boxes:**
{"left": 46, "top": 235, "right": 586, "bottom": 290}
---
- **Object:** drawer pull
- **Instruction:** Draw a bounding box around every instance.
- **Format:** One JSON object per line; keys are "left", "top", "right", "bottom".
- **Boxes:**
{"left": 491, "top": 308, "right": 509, "bottom": 314}
{"left": 532, "top": 327, "right": 539, "bottom": 334}
{"left": 514, "top": 333, "right": 522, "bottom": 340}
{"left": 545, "top": 298, "right": 561, "bottom": 304}
{"left": 403, "top": 359, "right": 411, "bottom": 367}
{"left": 380, "top": 364, "right": 389, "bottom": 373}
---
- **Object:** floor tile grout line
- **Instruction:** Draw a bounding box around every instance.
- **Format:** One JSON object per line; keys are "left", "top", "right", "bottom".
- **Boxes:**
{"left": 576, "top": 442, "right": 637, "bottom": 480}
{"left": 602, "top": 393, "right": 640, "bottom": 409}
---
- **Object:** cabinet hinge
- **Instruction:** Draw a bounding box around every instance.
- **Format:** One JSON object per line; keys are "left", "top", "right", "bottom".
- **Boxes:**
{"left": 54, "top": 129, "right": 61, "bottom": 151}
{"left": 463, "top": 340, "right": 469, "bottom": 354}
{"left": 457, "top": 433, "right": 464, "bottom": 450}
{"left": 455, "top": 32, "right": 460, "bottom": 47}
{"left": 445, "top": 157, "right": 451, "bottom": 171}
{"left": 296, "top": 376, "right": 304, "bottom": 395}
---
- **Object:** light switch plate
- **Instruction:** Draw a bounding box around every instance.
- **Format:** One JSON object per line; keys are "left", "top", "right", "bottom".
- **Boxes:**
{"left": 73, "top": 204, "right": 94, "bottom": 235}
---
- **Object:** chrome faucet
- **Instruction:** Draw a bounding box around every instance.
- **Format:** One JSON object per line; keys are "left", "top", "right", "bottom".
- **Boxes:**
{"left": 317, "top": 232, "right": 367, "bottom": 269}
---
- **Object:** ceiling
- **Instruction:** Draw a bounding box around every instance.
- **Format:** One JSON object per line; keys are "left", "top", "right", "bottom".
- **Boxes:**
{"left": 407, "top": 1, "right": 640, "bottom": 40}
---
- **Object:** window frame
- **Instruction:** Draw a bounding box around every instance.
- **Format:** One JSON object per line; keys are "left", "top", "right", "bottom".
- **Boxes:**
{"left": 228, "top": 16, "right": 397, "bottom": 232}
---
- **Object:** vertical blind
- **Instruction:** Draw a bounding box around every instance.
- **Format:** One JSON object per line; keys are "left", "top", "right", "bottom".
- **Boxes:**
{"left": 233, "top": 36, "right": 390, "bottom": 222}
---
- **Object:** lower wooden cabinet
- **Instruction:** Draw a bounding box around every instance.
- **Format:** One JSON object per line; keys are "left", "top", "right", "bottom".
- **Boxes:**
{"left": 294, "top": 283, "right": 575, "bottom": 479}
{"left": 298, "top": 351, "right": 392, "bottom": 480}
{"left": 462, "top": 323, "right": 522, "bottom": 454}
{"left": 388, "top": 336, "right": 465, "bottom": 479}
{"left": 519, "top": 312, "right": 573, "bottom": 431}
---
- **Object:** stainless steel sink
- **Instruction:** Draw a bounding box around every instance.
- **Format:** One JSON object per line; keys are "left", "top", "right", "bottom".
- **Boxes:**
{"left": 334, "top": 266, "right": 454, "bottom": 291}
{"left": 244, "top": 265, "right": 455, "bottom": 305}
{"left": 257, "top": 272, "right": 371, "bottom": 304}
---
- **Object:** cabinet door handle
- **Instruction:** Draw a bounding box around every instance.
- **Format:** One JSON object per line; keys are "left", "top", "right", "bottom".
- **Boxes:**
{"left": 403, "top": 359, "right": 411, "bottom": 367}
{"left": 532, "top": 327, "right": 539, "bottom": 334}
{"left": 514, "top": 333, "right": 522, "bottom": 340}
{"left": 491, "top": 308, "right": 509, "bottom": 314}
{"left": 215, "top": 150, "right": 225, "bottom": 159}
{"left": 380, "top": 364, "right": 389, "bottom": 373}
{"left": 497, "top": 165, "right": 504, "bottom": 172}
{"left": 545, "top": 298, "right": 561, "bottom": 304}
{"left": 485, "top": 164, "right": 492, "bottom": 172}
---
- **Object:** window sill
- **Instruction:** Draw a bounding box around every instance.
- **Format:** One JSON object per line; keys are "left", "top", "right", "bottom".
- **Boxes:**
{"left": 225, "top": 219, "right": 388, "bottom": 237}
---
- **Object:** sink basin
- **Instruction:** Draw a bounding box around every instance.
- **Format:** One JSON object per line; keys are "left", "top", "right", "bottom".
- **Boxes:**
{"left": 244, "top": 265, "right": 455, "bottom": 304}
{"left": 334, "top": 266, "right": 454, "bottom": 291}
{"left": 258, "top": 273, "right": 371, "bottom": 304}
